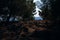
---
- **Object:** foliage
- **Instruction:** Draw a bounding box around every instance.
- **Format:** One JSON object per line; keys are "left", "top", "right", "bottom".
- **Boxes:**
{"left": 39, "top": 0, "right": 60, "bottom": 20}
{"left": 41, "top": 5, "right": 53, "bottom": 20}
{"left": 39, "top": 0, "right": 60, "bottom": 31}
{"left": 0, "top": 0, "right": 35, "bottom": 21}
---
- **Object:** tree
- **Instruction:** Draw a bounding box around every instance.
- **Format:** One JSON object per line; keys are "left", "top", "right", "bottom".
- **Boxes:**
{"left": 39, "top": 0, "right": 60, "bottom": 20}
{"left": 0, "top": 0, "right": 35, "bottom": 21}
{"left": 39, "top": 0, "right": 60, "bottom": 31}
{"left": 39, "top": 0, "right": 52, "bottom": 20}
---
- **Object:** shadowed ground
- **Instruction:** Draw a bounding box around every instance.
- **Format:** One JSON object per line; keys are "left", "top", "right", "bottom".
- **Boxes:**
{"left": 0, "top": 20, "right": 59, "bottom": 40}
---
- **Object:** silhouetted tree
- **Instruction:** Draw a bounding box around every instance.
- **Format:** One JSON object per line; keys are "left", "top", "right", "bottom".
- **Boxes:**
{"left": 40, "top": 0, "right": 60, "bottom": 20}
{"left": 39, "top": 0, "right": 60, "bottom": 31}
{"left": 0, "top": 0, "right": 35, "bottom": 21}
